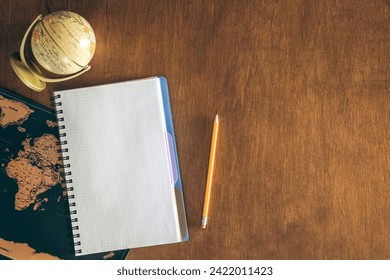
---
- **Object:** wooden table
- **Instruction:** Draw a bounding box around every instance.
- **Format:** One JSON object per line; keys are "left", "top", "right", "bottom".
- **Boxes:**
{"left": 1, "top": 0, "right": 389, "bottom": 259}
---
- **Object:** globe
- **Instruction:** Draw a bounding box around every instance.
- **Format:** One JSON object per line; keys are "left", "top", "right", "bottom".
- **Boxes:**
{"left": 10, "top": 11, "right": 97, "bottom": 91}
{"left": 31, "top": 11, "right": 96, "bottom": 75}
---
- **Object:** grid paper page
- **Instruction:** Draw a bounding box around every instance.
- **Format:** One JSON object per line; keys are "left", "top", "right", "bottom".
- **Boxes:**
{"left": 55, "top": 77, "right": 181, "bottom": 256}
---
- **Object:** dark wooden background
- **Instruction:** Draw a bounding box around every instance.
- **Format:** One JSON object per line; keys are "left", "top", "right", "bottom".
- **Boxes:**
{"left": 1, "top": 0, "right": 389, "bottom": 259}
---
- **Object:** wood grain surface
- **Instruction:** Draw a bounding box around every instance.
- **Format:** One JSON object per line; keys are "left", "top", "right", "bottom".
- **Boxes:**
{"left": 1, "top": 0, "right": 389, "bottom": 259}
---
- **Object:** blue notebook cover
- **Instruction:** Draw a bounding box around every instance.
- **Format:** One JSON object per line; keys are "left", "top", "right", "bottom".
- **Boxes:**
{"left": 159, "top": 76, "right": 189, "bottom": 242}
{"left": 0, "top": 86, "right": 129, "bottom": 260}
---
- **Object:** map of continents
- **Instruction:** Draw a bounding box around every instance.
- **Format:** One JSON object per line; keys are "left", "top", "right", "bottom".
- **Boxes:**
{"left": 6, "top": 134, "right": 63, "bottom": 211}
{"left": 0, "top": 95, "right": 61, "bottom": 259}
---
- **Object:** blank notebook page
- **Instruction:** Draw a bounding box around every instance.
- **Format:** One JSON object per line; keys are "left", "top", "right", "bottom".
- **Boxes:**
{"left": 55, "top": 78, "right": 181, "bottom": 256}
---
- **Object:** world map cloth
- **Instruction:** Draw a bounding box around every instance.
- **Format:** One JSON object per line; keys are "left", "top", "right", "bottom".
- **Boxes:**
{"left": 0, "top": 88, "right": 128, "bottom": 260}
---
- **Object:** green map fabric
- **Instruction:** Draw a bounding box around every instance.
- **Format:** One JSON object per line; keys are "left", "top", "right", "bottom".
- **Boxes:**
{"left": 0, "top": 87, "right": 128, "bottom": 259}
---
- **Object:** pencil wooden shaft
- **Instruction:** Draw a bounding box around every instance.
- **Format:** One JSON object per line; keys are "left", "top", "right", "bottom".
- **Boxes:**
{"left": 202, "top": 114, "right": 219, "bottom": 228}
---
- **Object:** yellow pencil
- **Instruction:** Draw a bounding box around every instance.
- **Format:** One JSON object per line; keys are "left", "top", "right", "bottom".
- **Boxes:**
{"left": 201, "top": 114, "right": 219, "bottom": 229}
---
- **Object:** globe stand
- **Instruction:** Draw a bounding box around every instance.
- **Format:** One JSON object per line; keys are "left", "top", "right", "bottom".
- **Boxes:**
{"left": 10, "top": 14, "right": 93, "bottom": 92}
{"left": 10, "top": 52, "right": 46, "bottom": 91}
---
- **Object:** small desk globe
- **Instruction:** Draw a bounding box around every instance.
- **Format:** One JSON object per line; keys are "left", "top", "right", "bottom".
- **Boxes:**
{"left": 10, "top": 11, "right": 96, "bottom": 91}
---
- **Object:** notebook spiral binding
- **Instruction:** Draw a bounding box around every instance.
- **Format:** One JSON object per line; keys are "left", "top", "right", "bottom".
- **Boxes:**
{"left": 52, "top": 94, "right": 82, "bottom": 255}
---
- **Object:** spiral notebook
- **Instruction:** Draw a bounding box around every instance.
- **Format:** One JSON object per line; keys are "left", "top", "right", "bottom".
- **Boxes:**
{"left": 53, "top": 77, "right": 188, "bottom": 256}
